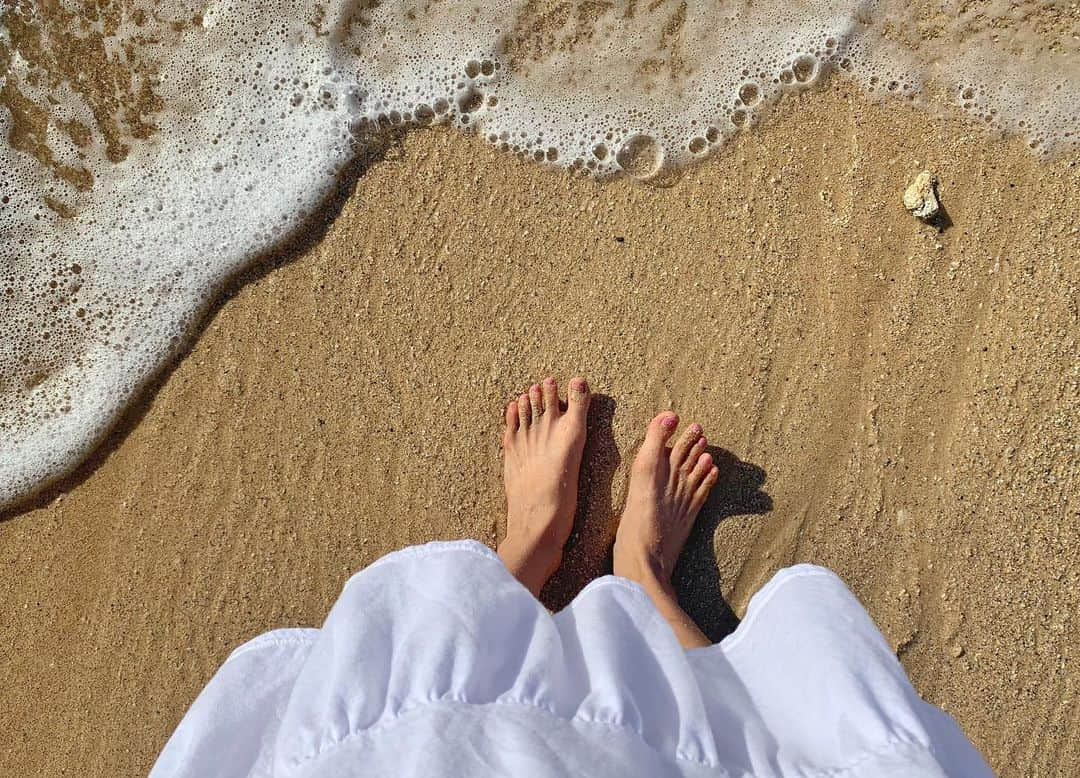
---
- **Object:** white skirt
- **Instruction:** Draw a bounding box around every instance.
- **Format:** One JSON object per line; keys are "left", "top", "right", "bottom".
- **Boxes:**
{"left": 150, "top": 541, "right": 990, "bottom": 777}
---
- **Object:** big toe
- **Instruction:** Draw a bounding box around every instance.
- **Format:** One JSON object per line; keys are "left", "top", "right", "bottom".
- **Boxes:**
{"left": 638, "top": 411, "right": 679, "bottom": 462}
{"left": 565, "top": 377, "right": 591, "bottom": 422}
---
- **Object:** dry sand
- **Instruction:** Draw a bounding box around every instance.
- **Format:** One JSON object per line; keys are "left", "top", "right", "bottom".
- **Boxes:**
{"left": 1, "top": 82, "right": 1077, "bottom": 776}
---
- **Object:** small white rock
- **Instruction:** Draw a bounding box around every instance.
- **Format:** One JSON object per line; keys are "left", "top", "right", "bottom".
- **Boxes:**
{"left": 903, "top": 171, "right": 940, "bottom": 221}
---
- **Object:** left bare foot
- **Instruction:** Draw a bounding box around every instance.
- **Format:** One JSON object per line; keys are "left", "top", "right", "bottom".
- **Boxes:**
{"left": 497, "top": 376, "right": 590, "bottom": 596}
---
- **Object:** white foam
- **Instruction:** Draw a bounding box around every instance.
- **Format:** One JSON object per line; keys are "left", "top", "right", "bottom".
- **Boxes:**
{"left": 1, "top": 0, "right": 1077, "bottom": 507}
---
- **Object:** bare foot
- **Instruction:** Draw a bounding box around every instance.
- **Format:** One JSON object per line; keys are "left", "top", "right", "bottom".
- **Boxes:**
{"left": 497, "top": 376, "right": 590, "bottom": 596}
{"left": 613, "top": 412, "right": 719, "bottom": 648}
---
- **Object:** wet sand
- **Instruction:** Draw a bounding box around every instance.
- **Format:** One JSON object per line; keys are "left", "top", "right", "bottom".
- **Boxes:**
{"left": 1, "top": 83, "right": 1077, "bottom": 776}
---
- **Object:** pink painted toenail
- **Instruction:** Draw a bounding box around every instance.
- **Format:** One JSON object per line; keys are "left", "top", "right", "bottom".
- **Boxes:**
{"left": 691, "top": 423, "right": 702, "bottom": 434}
{"left": 662, "top": 415, "right": 678, "bottom": 429}
{"left": 544, "top": 377, "right": 556, "bottom": 386}
{"left": 571, "top": 378, "right": 587, "bottom": 391}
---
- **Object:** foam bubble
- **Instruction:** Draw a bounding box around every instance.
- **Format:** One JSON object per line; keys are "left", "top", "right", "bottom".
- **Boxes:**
{"left": 616, "top": 135, "right": 665, "bottom": 180}
{"left": 0, "top": 0, "right": 1077, "bottom": 507}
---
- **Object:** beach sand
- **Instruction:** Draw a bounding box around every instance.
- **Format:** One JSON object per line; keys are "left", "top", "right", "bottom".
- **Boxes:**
{"left": 1, "top": 82, "right": 1077, "bottom": 776}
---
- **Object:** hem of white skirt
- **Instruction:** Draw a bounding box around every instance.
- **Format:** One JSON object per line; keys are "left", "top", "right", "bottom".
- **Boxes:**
{"left": 226, "top": 541, "right": 845, "bottom": 665}
{"left": 343, "top": 540, "right": 845, "bottom": 657}
{"left": 225, "top": 627, "right": 320, "bottom": 664}
{"left": 705, "top": 564, "right": 846, "bottom": 656}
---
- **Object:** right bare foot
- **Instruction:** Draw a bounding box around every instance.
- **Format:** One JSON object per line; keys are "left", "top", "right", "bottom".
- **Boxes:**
{"left": 497, "top": 376, "right": 591, "bottom": 597}
{"left": 614, "top": 411, "right": 719, "bottom": 583}
{"left": 613, "top": 412, "right": 719, "bottom": 648}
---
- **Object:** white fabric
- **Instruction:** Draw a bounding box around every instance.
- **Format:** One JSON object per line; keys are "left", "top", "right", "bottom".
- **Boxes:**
{"left": 150, "top": 541, "right": 991, "bottom": 777}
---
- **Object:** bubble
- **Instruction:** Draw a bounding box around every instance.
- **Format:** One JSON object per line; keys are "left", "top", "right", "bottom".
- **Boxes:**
{"left": 415, "top": 104, "right": 435, "bottom": 123}
{"left": 739, "top": 83, "right": 761, "bottom": 105}
{"left": 457, "top": 89, "right": 483, "bottom": 114}
{"left": 615, "top": 134, "right": 664, "bottom": 180}
{"left": 792, "top": 55, "right": 818, "bottom": 83}
{"left": 688, "top": 137, "right": 707, "bottom": 153}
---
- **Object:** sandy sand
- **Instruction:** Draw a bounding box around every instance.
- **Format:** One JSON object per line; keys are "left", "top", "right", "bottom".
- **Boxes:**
{"left": 1, "top": 83, "right": 1077, "bottom": 776}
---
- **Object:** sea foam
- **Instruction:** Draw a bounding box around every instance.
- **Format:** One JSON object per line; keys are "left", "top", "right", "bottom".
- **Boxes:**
{"left": 1, "top": 0, "right": 1077, "bottom": 508}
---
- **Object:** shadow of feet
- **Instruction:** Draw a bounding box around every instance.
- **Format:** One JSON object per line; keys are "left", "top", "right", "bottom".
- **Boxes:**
{"left": 541, "top": 394, "right": 620, "bottom": 611}
{"left": 673, "top": 447, "right": 772, "bottom": 643}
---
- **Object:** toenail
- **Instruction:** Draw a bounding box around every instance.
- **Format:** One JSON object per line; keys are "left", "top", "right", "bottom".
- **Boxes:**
{"left": 544, "top": 377, "right": 556, "bottom": 386}
{"left": 691, "top": 423, "right": 702, "bottom": 434}
{"left": 571, "top": 378, "right": 587, "bottom": 392}
{"left": 662, "top": 415, "right": 678, "bottom": 429}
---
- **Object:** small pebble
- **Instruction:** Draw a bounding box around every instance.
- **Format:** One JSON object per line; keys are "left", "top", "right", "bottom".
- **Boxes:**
{"left": 903, "top": 170, "right": 941, "bottom": 221}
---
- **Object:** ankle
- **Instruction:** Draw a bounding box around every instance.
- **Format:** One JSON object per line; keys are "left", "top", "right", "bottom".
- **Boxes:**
{"left": 614, "top": 543, "right": 673, "bottom": 594}
{"left": 503, "top": 519, "right": 564, "bottom": 559}
{"left": 498, "top": 526, "right": 564, "bottom": 590}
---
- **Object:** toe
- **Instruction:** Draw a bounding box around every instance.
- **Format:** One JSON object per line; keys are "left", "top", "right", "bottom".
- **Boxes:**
{"left": 687, "top": 452, "right": 714, "bottom": 491}
{"left": 670, "top": 423, "right": 703, "bottom": 470}
{"left": 680, "top": 436, "right": 707, "bottom": 474}
{"left": 690, "top": 466, "right": 720, "bottom": 514}
{"left": 640, "top": 411, "right": 679, "bottom": 461}
{"left": 528, "top": 383, "right": 544, "bottom": 423}
{"left": 504, "top": 401, "right": 519, "bottom": 436}
{"left": 541, "top": 377, "right": 561, "bottom": 419}
{"left": 517, "top": 393, "right": 531, "bottom": 427}
{"left": 566, "top": 377, "right": 590, "bottom": 419}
